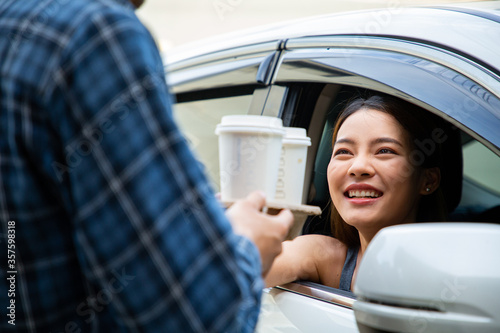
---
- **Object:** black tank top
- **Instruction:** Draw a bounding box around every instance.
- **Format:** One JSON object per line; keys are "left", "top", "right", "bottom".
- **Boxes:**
{"left": 339, "top": 247, "right": 359, "bottom": 292}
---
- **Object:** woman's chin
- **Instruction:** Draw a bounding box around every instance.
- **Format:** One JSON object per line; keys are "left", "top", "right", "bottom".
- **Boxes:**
{"left": 344, "top": 214, "right": 385, "bottom": 231}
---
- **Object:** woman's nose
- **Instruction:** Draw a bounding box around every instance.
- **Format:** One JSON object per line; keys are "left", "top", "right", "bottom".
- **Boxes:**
{"left": 348, "top": 155, "right": 374, "bottom": 177}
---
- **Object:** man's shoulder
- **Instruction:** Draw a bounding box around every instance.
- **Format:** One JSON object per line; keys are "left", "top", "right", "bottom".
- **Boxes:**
{"left": 3, "top": 0, "right": 134, "bottom": 19}
{"left": 52, "top": 0, "right": 138, "bottom": 31}
{"left": 3, "top": 0, "right": 138, "bottom": 35}
{"left": 0, "top": 0, "right": 151, "bottom": 107}
{"left": 60, "top": 0, "right": 136, "bottom": 21}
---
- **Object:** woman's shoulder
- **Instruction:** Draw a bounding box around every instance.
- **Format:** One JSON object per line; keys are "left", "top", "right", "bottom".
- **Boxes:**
{"left": 290, "top": 234, "right": 349, "bottom": 287}
{"left": 290, "top": 234, "right": 348, "bottom": 264}
{"left": 292, "top": 234, "right": 347, "bottom": 248}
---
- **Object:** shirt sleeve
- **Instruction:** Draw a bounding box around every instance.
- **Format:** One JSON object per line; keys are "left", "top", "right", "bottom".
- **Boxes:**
{"left": 49, "top": 7, "right": 263, "bottom": 332}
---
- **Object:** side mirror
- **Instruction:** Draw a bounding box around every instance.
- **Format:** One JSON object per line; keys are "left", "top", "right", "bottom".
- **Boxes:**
{"left": 353, "top": 223, "right": 500, "bottom": 333}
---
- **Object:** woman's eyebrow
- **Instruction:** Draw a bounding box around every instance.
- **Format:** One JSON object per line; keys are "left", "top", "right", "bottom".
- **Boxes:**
{"left": 334, "top": 138, "right": 356, "bottom": 145}
{"left": 372, "top": 137, "right": 403, "bottom": 146}
{"left": 335, "top": 137, "right": 403, "bottom": 146}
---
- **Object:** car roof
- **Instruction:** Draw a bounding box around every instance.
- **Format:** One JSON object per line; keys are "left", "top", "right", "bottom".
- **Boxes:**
{"left": 164, "top": 2, "right": 500, "bottom": 75}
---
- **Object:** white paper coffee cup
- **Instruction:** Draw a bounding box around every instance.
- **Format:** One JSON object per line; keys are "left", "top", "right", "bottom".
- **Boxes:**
{"left": 274, "top": 127, "right": 311, "bottom": 205}
{"left": 215, "top": 115, "right": 285, "bottom": 202}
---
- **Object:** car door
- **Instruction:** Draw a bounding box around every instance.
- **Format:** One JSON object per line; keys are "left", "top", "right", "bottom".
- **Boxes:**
{"left": 256, "top": 25, "right": 500, "bottom": 332}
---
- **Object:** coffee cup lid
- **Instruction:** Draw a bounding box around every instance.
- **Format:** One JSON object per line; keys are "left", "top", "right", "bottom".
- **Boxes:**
{"left": 283, "top": 127, "right": 311, "bottom": 146}
{"left": 218, "top": 115, "right": 283, "bottom": 129}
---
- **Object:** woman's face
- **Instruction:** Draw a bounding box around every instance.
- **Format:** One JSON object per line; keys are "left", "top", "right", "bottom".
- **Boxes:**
{"left": 327, "top": 109, "right": 425, "bottom": 234}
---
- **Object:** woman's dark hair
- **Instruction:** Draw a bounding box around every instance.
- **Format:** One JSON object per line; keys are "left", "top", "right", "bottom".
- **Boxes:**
{"left": 330, "top": 93, "right": 448, "bottom": 248}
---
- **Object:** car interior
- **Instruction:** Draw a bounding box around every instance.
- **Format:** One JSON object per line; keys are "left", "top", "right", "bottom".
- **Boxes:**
{"left": 298, "top": 84, "right": 500, "bottom": 237}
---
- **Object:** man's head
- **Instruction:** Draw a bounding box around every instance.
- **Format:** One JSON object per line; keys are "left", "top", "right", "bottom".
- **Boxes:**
{"left": 130, "top": 0, "right": 145, "bottom": 8}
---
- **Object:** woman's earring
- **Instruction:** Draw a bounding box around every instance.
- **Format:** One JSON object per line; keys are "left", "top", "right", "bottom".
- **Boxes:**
{"left": 426, "top": 187, "right": 431, "bottom": 192}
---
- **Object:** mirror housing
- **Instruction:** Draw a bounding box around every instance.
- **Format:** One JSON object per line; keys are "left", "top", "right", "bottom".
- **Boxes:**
{"left": 353, "top": 223, "right": 500, "bottom": 333}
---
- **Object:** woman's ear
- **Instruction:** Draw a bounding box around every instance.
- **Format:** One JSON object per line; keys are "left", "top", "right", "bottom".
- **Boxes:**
{"left": 420, "top": 167, "right": 441, "bottom": 195}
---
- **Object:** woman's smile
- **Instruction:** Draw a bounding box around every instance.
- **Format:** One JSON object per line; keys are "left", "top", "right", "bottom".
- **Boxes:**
{"left": 344, "top": 183, "right": 383, "bottom": 205}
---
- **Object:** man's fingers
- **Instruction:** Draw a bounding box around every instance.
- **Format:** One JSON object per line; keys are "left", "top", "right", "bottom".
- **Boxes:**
{"left": 274, "top": 209, "right": 294, "bottom": 238}
{"left": 244, "top": 191, "right": 267, "bottom": 211}
{"left": 276, "top": 209, "right": 294, "bottom": 225}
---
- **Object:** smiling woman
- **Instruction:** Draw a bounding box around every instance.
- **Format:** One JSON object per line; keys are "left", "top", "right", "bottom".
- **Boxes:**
{"left": 265, "top": 93, "right": 449, "bottom": 291}
{"left": 329, "top": 94, "right": 447, "bottom": 250}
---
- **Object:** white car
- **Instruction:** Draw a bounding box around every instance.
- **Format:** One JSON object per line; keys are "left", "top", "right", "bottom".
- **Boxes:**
{"left": 164, "top": 2, "right": 500, "bottom": 332}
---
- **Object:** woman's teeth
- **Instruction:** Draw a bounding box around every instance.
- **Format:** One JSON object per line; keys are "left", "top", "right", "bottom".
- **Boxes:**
{"left": 348, "top": 190, "right": 382, "bottom": 198}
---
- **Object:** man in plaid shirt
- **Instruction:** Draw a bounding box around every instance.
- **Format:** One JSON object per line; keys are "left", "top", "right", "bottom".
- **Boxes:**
{"left": 0, "top": 0, "right": 292, "bottom": 331}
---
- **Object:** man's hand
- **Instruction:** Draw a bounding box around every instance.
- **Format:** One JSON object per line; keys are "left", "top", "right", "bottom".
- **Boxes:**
{"left": 226, "top": 191, "right": 294, "bottom": 277}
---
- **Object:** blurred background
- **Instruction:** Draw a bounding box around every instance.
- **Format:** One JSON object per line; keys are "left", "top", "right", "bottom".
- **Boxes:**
{"left": 136, "top": 0, "right": 483, "bottom": 52}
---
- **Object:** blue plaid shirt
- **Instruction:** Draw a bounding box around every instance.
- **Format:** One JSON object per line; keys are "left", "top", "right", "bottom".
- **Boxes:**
{"left": 0, "top": 0, "right": 263, "bottom": 331}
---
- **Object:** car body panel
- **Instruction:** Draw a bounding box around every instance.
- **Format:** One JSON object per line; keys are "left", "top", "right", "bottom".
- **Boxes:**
{"left": 256, "top": 286, "right": 357, "bottom": 333}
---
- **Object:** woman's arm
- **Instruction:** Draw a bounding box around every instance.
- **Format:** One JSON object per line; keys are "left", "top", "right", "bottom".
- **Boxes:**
{"left": 265, "top": 234, "right": 347, "bottom": 288}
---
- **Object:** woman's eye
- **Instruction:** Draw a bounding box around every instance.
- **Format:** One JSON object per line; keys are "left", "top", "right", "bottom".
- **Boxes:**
{"left": 377, "top": 148, "right": 396, "bottom": 154}
{"left": 334, "top": 149, "right": 351, "bottom": 156}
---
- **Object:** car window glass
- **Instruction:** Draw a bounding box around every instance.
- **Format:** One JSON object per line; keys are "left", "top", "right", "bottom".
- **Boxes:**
{"left": 173, "top": 94, "right": 253, "bottom": 190}
{"left": 463, "top": 140, "right": 500, "bottom": 196}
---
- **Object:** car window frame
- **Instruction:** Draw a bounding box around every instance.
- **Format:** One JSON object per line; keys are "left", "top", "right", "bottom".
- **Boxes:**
{"left": 166, "top": 42, "right": 282, "bottom": 94}
{"left": 271, "top": 35, "right": 500, "bottom": 155}
{"left": 276, "top": 281, "right": 356, "bottom": 309}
